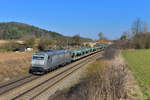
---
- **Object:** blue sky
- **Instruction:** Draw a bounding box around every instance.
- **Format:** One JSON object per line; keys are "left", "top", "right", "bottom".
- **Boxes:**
{"left": 0, "top": 0, "right": 150, "bottom": 40}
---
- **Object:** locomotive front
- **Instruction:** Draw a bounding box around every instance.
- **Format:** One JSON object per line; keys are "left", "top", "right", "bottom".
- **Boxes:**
{"left": 29, "top": 52, "right": 48, "bottom": 74}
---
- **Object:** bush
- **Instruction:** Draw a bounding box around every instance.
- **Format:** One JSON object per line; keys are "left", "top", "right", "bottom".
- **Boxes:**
{"left": 38, "top": 37, "right": 55, "bottom": 50}
{"left": 103, "top": 44, "right": 120, "bottom": 59}
{"left": 23, "top": 36, "right": 35, "bottom": 48}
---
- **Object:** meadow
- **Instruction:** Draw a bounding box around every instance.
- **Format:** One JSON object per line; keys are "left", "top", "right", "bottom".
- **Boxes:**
{"left": 0, "top": 52, "right": 32, "bottom": 82}
{"left": 122, "top": 49, "right": 150, "bottom": 98}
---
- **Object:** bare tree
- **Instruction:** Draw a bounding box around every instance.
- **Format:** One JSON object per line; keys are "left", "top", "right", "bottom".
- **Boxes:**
{"left": 131, "top": 18, "right": 142, "bottom": 35}
{"left": 98, "top": 32, "right": 104, "bottom": 40}
{"left": 120, "top": 30, "right": 130, "bottom": 40}
{"left": 131, "top": 18, "right": 149, "bottom": 35}
{"left": 143, "top": 22, "right": 148, "bottom": 33}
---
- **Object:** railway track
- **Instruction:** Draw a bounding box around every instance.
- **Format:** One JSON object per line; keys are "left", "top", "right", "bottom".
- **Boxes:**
{"left": 0, "top": 74, "right": 39, "bottom": 95}
{"left": 0, "top": 51, "right": 102, "bottom": 100}
{"left": 31, "top": 53, "right": 101, "bottom": 100}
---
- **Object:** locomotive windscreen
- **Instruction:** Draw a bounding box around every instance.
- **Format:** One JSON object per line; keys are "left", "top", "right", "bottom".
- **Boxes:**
{"left": 32, "top": 54, "right": 46, "bottom": 65}
{"left": 33, "top": 56, "right": 45, "bottom": 60}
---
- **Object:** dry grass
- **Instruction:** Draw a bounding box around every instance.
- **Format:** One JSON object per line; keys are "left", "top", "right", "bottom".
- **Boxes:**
{"left": 0, "top": 52, "right": 32, "bottom": 82}
{"left": 0, "top": 52, "right": 32, "bottom": 61}
{"left": 0, "top": 40, "right": 9, "bottom": 44}
{"left": 49, "top": 56, "right": 128, "bottom": 100}
{"left": 0, "top": 40, "right": 24, "bottom": 45}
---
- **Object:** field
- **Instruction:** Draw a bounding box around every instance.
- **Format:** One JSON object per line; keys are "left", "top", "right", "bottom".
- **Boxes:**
{"left": 0, "top": 40, "right": 9, "bottom": 45}
{"left": 0, "top": 40, "right": 24, "bottom": 45}
{"left": 0, "top": 52, "right": 32, "bottom": 82}
{"left": 122, "top": 49, "right": 150, "bottom": 98}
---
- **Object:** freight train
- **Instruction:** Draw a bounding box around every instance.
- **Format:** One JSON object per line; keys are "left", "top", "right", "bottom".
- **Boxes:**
{"left": 29, "top": 45, "right": 107, "bottom": 74}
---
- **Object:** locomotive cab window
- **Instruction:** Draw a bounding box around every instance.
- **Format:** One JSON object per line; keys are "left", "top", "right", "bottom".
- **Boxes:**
{"left": 33, "top": 56, "right": 44, "bottom": 60}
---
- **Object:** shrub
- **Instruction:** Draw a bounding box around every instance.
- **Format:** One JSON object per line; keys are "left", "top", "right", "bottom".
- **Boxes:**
{"left": 38, "top": 37, "right": 55, "bottom": 50}
{"left": 23, "top": 36, "right": 35, "bottom": 48}
{"left": 103, "top": 44, "right": 120, "bottom": 59}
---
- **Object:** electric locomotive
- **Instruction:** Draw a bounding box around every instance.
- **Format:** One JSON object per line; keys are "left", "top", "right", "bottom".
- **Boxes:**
{"left": 29, "top": 49, "right": 71, "bottom": 74}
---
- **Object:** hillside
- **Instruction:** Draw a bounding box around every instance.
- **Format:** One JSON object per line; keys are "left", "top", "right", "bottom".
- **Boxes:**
{"left": 0, "top": 22, "right": 63, "bottom": 39}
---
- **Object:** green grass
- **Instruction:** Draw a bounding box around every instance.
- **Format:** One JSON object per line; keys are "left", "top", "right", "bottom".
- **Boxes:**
{"left": 122, "top": 49, "right": 150, "bottom": 98}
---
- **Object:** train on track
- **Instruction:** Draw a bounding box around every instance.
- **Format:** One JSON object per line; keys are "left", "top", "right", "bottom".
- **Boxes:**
{"left": 29, "top": 45, "right": 107, "bottom": 74}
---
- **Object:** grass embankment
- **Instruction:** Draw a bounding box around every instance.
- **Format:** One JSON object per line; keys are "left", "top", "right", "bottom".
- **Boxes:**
{"left": 0, "top": 52, "right": 32, "bottom": 82}
{"left": 122, "top": 49, "right": 150, "bottom": 98}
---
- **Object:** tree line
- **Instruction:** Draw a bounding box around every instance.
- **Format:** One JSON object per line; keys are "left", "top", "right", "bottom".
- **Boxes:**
{"left": 120, "top": 18, "right": 150, "bottom": 49}
{"left": 0, "top": 34, "right": 92, "bottom": 52}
